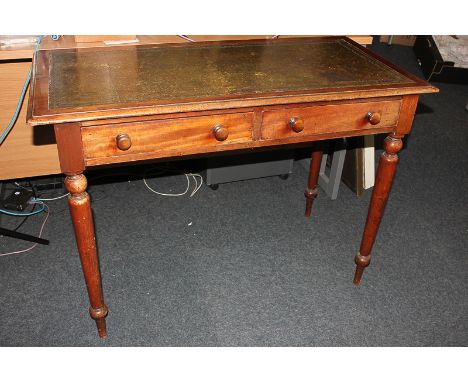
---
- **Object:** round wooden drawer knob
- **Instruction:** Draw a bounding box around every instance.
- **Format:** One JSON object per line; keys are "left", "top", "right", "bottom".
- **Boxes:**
{"left": 366, "top": 112, "right": 381, "bottom": 125}
{"left": 116, "top": 133, "right": 132, "bottom": 151}
{"left": 288, "top": 117, "right": 304, "bottom": 133}
{"left": 212, "top": 124, "right": 229, "bottom": 141}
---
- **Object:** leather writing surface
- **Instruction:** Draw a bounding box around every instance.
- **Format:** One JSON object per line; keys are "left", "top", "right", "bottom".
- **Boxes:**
{"left": 48, "top": 39, "right": 412, "bottom": 110}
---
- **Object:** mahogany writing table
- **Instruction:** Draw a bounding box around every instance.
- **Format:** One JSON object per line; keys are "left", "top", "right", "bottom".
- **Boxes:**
{"left": 27, "top": 37, "right": 438, "bottom": 338}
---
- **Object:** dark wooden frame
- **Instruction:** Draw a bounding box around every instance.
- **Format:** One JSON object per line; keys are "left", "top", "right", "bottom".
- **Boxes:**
{"left": 27, "top": 37, "right": 438, "bottom": 338}
{"left": 28, "top": 37, "right": 436, "bottom": 125}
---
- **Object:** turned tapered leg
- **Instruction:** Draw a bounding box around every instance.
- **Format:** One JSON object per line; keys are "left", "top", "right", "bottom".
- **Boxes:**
{"left": 65, "top": 174, "right": 108, "bottom": 337}
{"left": 305, "top": 144, "right": 323, "bottom": 217}
{"left": 353, "top": 133, "right": 403, "bottom": 285}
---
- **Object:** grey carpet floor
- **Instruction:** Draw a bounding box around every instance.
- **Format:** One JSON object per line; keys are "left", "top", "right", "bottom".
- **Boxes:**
{"left": 0, "top": 40, "right": 467, "bottom": 346}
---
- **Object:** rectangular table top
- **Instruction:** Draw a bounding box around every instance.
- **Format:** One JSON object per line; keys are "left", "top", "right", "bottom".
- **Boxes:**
{"left": 28, "top": 37, "right": 437, "bottom": 125}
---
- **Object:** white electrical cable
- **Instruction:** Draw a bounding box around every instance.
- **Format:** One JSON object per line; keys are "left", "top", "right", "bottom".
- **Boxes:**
{"left": 143, "top": 166, "right": 203, "bottom": 197}
{"left": 143, "top": 171, "right": 190, "bottom": 196}
{"left": 88, "top": 165, "right": 204, "bottom": 197}
{"left": 0, "top": 166, "right": 202, "bottom": 256}
{"left": 13, "top": 182, "right": 32, "bottom": 190}
{"left": 10, "top": 182, "right": 70, "bottom": 202}
{"left": 13, "top": 166, "right": 204, "bottom": 207}
{"left": 187, "top": 173, "right": 203, "bottom": 197}
{"left": 35, "top": 193, "right": 69, "bottom": 201}
{"left": 178, "top": 35, "right": 196, "bottom": 42}
{"left": 0, "top": 201, "right": 50, "bottom": 257}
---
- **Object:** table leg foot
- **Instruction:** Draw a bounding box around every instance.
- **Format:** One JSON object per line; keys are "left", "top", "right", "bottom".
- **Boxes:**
{"left": 90, "top": 306, "right": 109, "bottom": 338}
{"left": 353, "top": 252, "right": 371, "bottom": 285}
{"left": 65, "top": 174, "right": 109, "bottom": 338}
{"left": 353, "top": 133, "right": 403, "bottom": 284}
{"left": 305, "top": 145, "right": 323, "bottom": 217}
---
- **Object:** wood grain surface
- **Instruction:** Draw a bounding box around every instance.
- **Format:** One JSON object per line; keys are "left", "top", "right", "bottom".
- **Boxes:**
{"left": 82, "top": 112, "right": 253, "bottom": 163}
{"left": 28, "top": 37, "right": 437, "bottom": 126}
{"left": 0, "top": 62, "right": 60, "bottom": 180}
{"left": 261, "top": 99, "right": 402, "bottom": 139}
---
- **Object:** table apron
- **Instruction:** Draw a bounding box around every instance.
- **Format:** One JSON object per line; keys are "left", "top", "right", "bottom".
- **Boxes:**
{"left": 80, "top": 98, "right": 402, "bottom": 167}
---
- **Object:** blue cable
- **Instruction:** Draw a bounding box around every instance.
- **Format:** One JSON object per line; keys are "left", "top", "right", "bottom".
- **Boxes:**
{"left": 0, "top": 204, "right": 45, "bottom": 217}
{"left": 0, "top": 36, "right": 48, "bottom": 218}
{"left": 0, "top": 35, "right": 44, "bottom": 146}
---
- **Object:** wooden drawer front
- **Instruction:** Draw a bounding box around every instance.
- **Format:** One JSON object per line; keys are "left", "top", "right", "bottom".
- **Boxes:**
{"left": 82, "top": 112, "right": 253, "bottom": 160}
{"left": 261, "top": 100, "right": 402, "bottom": 140}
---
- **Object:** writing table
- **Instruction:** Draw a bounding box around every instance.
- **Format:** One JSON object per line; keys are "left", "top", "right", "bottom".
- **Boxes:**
{"left": 27, "top": 37, "right": 438, "bottom": 338}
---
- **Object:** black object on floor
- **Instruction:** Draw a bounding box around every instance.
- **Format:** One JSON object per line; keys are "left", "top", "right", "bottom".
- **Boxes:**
{"left": 0, "top": 227, "right": 49, "bottom": 245}
{"left": 2, "top": 188, "right": 33, "bottom": 212}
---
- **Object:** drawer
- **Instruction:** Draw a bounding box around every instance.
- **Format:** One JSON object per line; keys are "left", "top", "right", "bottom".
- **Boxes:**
{"left": 82, "top": 112, "right": 254, "bottom": 161}
{"left": 261, "top": 100, "right": 402, "bottom": 140}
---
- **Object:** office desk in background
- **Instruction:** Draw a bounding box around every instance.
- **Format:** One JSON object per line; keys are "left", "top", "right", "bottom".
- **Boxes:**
{"left": 27, "top": 37, "right": 437, "bottom": 338}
